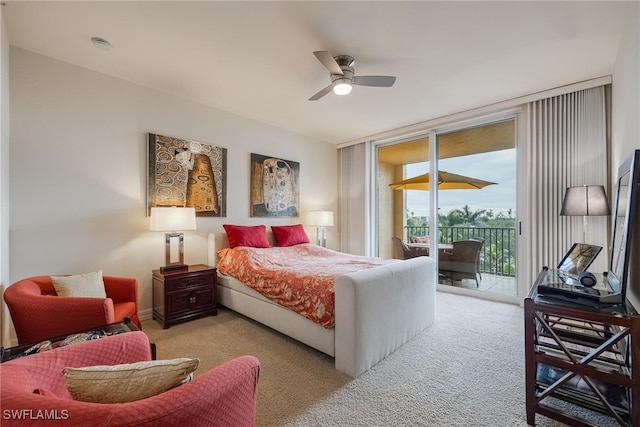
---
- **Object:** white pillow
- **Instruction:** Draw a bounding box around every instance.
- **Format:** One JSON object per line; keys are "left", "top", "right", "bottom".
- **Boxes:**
{"left": 63, "top": 358, "right": 199, "bottom": 403}
{"left": 51, "top": 270, "right": 106, "bottom": 298}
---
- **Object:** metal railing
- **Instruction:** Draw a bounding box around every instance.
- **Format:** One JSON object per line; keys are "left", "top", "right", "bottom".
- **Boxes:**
{"left": 404, "top": 226, "right": 516, "bottom": 277}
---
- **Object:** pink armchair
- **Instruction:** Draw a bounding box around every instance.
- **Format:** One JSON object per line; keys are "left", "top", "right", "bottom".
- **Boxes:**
{"left": 4, "top": 275, "right": 142, "bottom": 345}
{"left": 0, "top": 331, "right": 261, "bottom": 427}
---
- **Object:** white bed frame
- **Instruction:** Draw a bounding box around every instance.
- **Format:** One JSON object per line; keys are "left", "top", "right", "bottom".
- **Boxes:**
{"left": 208, "top": 233, "right": 437, "bottom": 377}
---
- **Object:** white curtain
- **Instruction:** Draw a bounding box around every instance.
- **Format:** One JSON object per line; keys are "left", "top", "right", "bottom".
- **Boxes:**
{"left": 338, "top": 142, "right": 369, "bottom": 255}
{"left": 526, "top": 85, "right": 610, "bottom": 280}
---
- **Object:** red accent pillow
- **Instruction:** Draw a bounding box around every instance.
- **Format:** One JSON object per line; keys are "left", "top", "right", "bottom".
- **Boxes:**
{"left": 271, "top": 224, "right": 310, "bottom": 247}
{"left": 223, "top": 224, "right": 271, "bottom": 249}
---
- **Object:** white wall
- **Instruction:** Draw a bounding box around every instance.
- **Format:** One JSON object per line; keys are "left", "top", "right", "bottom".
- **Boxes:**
{"left": 1, "top": 10, "right": 11, "bottom": 345}
{"left": 8, "top": 47, "right": 337, "bottom": 334}
{"left": 612, "top": 2, "right": 640, "bottom": 309}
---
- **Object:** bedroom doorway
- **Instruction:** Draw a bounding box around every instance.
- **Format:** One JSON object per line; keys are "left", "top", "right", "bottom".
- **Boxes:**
{"left": 377, "top": 117, "right": 517, "bottom": 299}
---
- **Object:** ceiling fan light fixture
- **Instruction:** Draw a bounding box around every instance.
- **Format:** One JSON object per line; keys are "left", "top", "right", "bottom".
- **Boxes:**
{"left": 333, "top": 81, "right": 352, "bottom": 96}
{"left": 309, "top": 51, "right": 395, "bottom": 101}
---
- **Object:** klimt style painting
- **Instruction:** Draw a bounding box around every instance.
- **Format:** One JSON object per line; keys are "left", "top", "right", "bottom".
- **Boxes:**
{"left": 148, "top": 133, "right": 227, "bottom": 217}
{"left": 250, "top": 153, "right": 299, "bottom": 217}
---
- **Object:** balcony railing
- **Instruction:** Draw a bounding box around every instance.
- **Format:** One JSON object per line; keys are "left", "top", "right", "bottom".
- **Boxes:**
{"left": 404, "top": 226, "right": 516, "bottom": 277}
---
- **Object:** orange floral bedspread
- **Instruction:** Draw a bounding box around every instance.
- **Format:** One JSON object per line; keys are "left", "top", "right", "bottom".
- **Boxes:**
{"left": 216, "top": 244, "right": 397, "bottom": 328}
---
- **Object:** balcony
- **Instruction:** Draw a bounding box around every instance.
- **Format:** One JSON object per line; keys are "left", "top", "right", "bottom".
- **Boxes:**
{"left": 404, "top": 225, "right": 517, "bottom": 296}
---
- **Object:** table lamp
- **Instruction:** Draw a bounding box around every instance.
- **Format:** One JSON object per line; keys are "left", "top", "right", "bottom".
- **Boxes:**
{"left": 150, "top": 207, "right": 197, "bottom": 273}
{"left": 307, "top": 210, "right": 334, "bottom": 247}
{"left": 560, "top": 185, "right": 610, "bottom": 243}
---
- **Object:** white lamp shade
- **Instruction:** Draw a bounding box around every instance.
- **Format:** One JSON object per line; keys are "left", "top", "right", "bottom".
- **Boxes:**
{"left": 560, "top": 185, "right": 610, "bottom": 216}
{"left": 150, "top": 207, "right": 197, "bottom": 231}
{"left": 307, "top": 210, "right": 334, "bottom": 227}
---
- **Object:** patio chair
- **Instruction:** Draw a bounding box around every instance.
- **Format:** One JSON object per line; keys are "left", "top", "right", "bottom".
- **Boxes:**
{"left": 392, "top": 236, "right": 428, "bottom": 260}
{"left": 438, "top": 239, "right": 484, "bottom": 286}
{"left": 470, "top": 236, "right": 485, "bottom": 280}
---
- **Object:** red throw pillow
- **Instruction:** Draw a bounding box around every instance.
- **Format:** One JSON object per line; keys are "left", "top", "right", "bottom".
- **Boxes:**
{"left": 271, "top": 224, "right": 310, "bottom": 247}
{"left": 223, "top": 224, "right": 271, "bottom": 249}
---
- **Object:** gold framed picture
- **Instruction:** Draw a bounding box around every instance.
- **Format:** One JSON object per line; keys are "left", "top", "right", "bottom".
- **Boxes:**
{"left": 148, "top": 133, "right": 227, "bottom": 217}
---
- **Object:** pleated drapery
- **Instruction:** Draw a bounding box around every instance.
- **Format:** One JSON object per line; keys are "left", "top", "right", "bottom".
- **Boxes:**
{"left": 526, "top": 86, "right": 610, "bottom": 278}
{"left": 338, "top": 142, "right": 369, "bottom": 255}
{"left": 339, "top": 85, "right": 610, "bottom": 285}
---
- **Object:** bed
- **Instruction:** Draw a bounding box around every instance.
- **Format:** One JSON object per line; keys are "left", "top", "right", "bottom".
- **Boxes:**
{"left": 207, "top": 232, "right": 436, "bottom": 378}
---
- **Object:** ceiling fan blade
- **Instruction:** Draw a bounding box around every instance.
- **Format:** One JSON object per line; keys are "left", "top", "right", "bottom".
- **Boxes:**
{"left": 308, "top": 84, "right": 334, "bottom": 101}
{"left": 313, "top": 51, "right": 343, "bottom": 75}
{"left": 353, "top": 75, "right": 396, "bottom": 87}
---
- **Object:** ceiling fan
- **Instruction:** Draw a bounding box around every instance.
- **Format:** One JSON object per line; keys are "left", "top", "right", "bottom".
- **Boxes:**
{"left": 308, "top": 51, "right": 396, "bottom": 101}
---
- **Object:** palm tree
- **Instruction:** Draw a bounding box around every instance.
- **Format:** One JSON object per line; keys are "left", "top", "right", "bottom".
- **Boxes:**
{"left": 438, "top": 210, "right": 465, "bottom": 227}
{"left": 447, "top": 204, "right": 487, "bottom": 226}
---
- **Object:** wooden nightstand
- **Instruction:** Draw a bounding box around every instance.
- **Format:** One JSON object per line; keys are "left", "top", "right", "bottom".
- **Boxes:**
{"left": 152, "top": 264, "right": 217, "bottom": 329}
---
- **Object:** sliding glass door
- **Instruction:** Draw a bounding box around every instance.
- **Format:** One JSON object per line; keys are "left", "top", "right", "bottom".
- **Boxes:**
{"left": 435, "top": 120, "right": 517, "bottom": 297}
{"left": 377, "top": 116, "right": 518, "bottom": 299}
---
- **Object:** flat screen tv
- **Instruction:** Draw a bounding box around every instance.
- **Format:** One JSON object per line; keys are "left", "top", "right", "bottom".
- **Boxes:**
{"left": 608, "top": 149, "right": 640, "bottom": 302}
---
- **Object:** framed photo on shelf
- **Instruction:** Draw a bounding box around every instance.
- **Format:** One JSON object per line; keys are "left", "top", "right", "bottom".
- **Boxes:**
{"left": 147, "top": 133, "right": 227, "bottom": 217}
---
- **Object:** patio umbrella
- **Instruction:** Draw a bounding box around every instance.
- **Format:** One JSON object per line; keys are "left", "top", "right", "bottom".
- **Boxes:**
{"left": 389, "top": 170, "right": 497, "bottom": 191}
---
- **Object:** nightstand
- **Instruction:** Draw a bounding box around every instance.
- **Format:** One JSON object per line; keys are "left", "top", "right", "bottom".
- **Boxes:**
{"left": 152, "top": 264, "right": 217, "bottom": 329}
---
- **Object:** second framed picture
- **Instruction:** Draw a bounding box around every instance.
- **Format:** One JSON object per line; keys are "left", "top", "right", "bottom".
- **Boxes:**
{"left": 250, "top": 153, "right": 300, "bottom": 217}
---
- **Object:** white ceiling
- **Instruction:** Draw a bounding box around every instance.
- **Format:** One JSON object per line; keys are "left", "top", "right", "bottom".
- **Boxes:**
{"left": 2, "top": 1, "right": 634, "bottom": 144}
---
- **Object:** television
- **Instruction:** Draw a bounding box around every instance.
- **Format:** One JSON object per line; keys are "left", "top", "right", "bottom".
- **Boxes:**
{"left": 607, "top": 149, "right": 640, "bottom": 302}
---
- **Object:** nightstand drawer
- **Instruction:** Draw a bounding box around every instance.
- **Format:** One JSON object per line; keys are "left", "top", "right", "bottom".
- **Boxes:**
{"left": 164, "top": 272, "right": 215, "bottom": 292}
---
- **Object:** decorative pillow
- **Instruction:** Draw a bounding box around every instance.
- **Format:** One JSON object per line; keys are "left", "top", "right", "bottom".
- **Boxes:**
{"left": 271, "top": 224, "right": 310, "bottom": 247}
{"left": 223, "top": 224, "right": 271, "bottom": 248}
{"left": 410, "top": 235, "right": 429, "bottom": 244}
{"left": 51, "top": 271, "right": 106, "bottom": 298}
{"left": 63, "top": 358, "right": 199, "bottom": 404}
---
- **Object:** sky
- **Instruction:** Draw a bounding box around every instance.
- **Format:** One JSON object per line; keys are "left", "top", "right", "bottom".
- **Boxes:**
{"left": 404, "top": 148, "right": 516, "bottom": 218}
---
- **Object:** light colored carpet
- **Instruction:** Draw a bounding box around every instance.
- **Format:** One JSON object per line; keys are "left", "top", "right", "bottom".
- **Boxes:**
{"left": 143, "top": 291, "right": 616, "bottom": 427}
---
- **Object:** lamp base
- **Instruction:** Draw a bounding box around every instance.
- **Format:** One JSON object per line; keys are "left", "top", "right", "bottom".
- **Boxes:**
{"left": 160, "top": 263, "right": 189, "bottom": 273}
{"left": 316, "top": 226, "right": 327, "bottom": 248}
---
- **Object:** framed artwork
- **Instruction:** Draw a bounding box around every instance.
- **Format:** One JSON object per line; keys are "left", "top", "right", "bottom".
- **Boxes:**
{"left": 250, "top": 153, "right": 300, "bottom": 217}
{"left": 148, "top": 133, "right": 227, "bottom": 217}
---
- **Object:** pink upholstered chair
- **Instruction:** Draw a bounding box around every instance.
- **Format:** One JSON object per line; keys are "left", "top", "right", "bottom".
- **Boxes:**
{"left": 0, "top": 331, "right": 260, "bottom": 427}
{"left": 4, "top": 275, "right": 142, "bottom": 344}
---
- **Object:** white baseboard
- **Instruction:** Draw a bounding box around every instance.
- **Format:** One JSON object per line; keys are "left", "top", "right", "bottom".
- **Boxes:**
{"left": 138, "top": 308, "right": 153, "bottom": 322}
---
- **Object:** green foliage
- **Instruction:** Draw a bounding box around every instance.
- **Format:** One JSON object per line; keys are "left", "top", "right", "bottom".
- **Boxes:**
{"left": 406, "top": 205, "right": 517, "bottom": 277}
{"left": 406, "top": 214, "right": 427, "bottom": 228}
